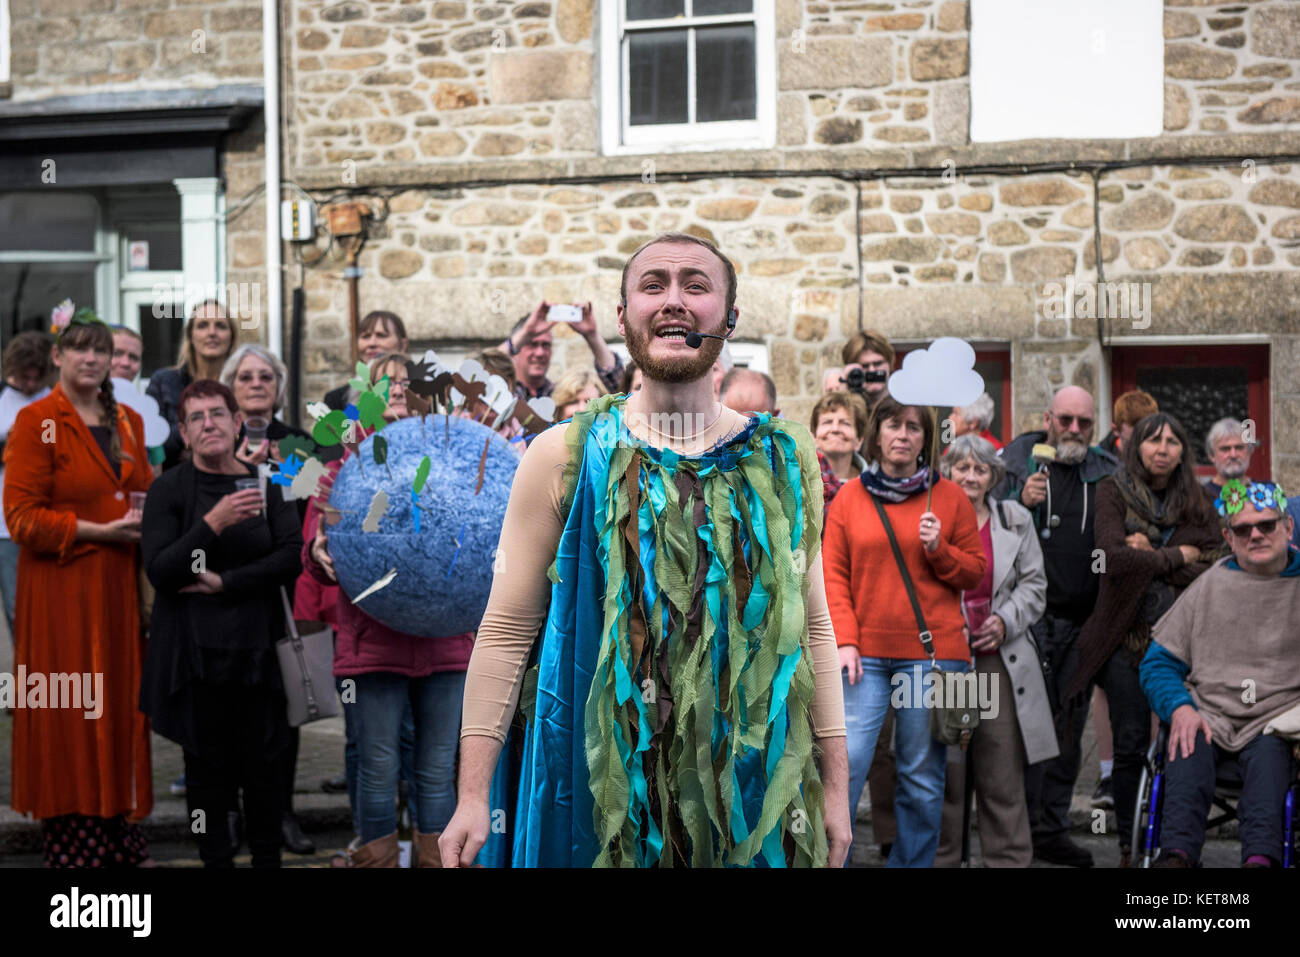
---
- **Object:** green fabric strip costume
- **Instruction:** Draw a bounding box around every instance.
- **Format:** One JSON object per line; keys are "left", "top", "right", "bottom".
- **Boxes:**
{"left": 510, "top": 393, "right": 828, "bottom": 867}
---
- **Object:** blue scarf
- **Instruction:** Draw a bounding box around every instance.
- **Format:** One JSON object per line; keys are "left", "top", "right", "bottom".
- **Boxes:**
{"left": 858, "top": 460, "right": 932, "bottom": 503}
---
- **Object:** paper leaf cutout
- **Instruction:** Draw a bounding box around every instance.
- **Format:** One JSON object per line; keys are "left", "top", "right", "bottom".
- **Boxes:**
{"left": 319, "top": 502, "right": 346, "bottom": 527}
{"left": 372, "top": 433, "right": 388, "bottom": 466}
{"left": 356, "top": 390, "right": 388, "bottom": 429}
{"left": 413, "top": 454, "right": 431, "bottom": 495}
{"left": 287, "top": 457, "right": 330, "bottom": 501}
{"left": 362, "top": 489, "right": 389, "bottom": 533}
{"left": 355, "top": 360, "right": 369, "bottom": 380}
{"left": 270, "top": 452, "right": 302, "bottom": 487}
{"left": 410, "top": 488, "right": 421, "bottom": 533}
{"left": 278, "top": 435, "right": 316, "bottom": 464}
{"left": 306, "top": 401, "right": 331, "bottom": 422}
{"left": 312, "top": 409, "right": 348, "bottom": 448}
{"left": 445, "top": 521, "right": 467, "bottom": 579}
{"left": 511, "top": 394, "right": 555, "bottom": 435}
{"left": 351, "top": 568, "right": 397, "bottom": 604}
{"left": 344, "top": 402, "right": 360, "bottom": 422}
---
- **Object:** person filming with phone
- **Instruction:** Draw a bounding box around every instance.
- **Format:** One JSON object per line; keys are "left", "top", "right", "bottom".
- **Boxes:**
{"left": 500, "top": 301, "right": 625, "bottom": 403}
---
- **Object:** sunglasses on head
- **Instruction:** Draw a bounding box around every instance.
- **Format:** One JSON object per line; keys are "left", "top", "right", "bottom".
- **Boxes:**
{"left": 1227, "top": 518, "right": 1280, "bottom": 540}
{"left": 1053, "top": 413, "right": 1093, "bottom": 431}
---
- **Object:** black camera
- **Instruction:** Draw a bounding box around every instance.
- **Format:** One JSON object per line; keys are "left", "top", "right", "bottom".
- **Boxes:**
{"left": 843, "top": 367, "right": 887, "bottom": 394}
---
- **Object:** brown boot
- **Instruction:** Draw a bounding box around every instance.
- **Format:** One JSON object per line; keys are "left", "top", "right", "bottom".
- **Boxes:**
{"left": 350, "top": 832, "right": 399, "bottom": 868}
{"left": 414, "top": 831, "right": 442, "bottom": 868}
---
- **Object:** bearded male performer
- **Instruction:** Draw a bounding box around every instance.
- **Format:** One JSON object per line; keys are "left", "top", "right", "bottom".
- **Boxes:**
{"left": 439, "top": 233, "right": 851, "bottom": 867}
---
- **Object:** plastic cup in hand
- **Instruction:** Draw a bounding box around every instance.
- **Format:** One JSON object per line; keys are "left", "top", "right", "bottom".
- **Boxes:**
{"left": 235, "top": 477, "right": 264, "bottom": 514}
{"left": 964, "top": 597, "right": 992, "bottom": 636}
{"left": 129, "top": 491, "right": 147, "bottom": 516}
{"left": 244, "top": 416, "right": 269, "bottom": 453}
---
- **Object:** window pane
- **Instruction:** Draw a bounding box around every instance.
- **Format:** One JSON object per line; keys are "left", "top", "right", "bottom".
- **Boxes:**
{"left": 694, "top": 0, "right": 752, "bottom": 14}
{"left": 696, "top": 24, "right": 755, "bottom": 122}
{"left": 124, "top": 226, "right": 183, "bottom": 272}
{"left": 627, "top": 0, "right": 683, "bottom": 20}
{"left": 0, "top": 262, "right": 97, "bottom": 347}
{"left": 138, "top": 302, "right": 185, "bottom": 379}
{"left": 0, "top": 192, "right": 98, "bottom": 252}
{"left": 629, "top": 30, "right": 689, "bottom": 126}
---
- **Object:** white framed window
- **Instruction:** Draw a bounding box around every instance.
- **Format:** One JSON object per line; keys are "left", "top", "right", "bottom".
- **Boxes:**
{"left": 600, "top": 0, "right": 775, "bottom": 155}
{"left": 969, "top": 0, "right": 1163, "bottom": 142}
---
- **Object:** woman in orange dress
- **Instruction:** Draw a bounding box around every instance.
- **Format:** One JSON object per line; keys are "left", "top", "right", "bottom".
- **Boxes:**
{"left": 4, "top": 307, "right": 154, "bottom": 867}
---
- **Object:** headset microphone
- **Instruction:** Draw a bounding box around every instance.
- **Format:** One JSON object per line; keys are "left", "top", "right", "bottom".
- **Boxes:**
{"left": 684, "top": 308, "right": 738, "bottom": 350}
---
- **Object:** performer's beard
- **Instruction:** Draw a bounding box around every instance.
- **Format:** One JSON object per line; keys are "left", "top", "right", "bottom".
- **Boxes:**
{"left": 625, "top": 317, "right": 724, "bottom": 384}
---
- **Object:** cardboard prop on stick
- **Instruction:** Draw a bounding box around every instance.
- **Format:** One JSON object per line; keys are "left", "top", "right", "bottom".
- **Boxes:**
{"left": 885, "top": 337, "right": 985, "bottom": 509}
{"left": 265, "top": 348, "right": 524, "bottom": 637}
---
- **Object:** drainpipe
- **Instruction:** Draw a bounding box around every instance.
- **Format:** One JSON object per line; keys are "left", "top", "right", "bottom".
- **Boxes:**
{"left": 262, "top": 0, "right": 283, "bottom": 357}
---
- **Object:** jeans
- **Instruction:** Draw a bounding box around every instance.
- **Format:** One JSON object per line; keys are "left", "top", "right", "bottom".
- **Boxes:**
{"left": 339, "top": 676, "right": 421, "bottom": 836}
{"left": 353, "top": 670, "right": 466, "bottom": 843}
{"left": 1024, "top": 613, "right": 1086, "bottom": 842}
{"left": 0, "top": 537, "right": 18, "bottom": 635}
{"left": 843, "top": 656, "right": 969, "bottom": 867}
{"left": 1161, "top": 730, "right": 1296, "bottom": 865}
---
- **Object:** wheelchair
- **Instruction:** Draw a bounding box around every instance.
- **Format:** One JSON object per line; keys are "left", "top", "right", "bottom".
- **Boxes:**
{"left": 1132, "top": 724, "right": 1300, "bottom": 867}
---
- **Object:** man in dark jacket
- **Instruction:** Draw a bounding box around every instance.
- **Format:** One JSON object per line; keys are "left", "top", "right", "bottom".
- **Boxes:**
{"left": 994, "top": 385, "right": 1119, "bottom": 867}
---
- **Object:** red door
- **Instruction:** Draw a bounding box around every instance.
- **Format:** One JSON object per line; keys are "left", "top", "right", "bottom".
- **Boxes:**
{"left": 1110, "top": 344, "right": 1271, "bottom": 481}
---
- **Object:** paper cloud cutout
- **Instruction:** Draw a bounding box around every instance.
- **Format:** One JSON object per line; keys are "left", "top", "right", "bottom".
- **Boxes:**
{"left": 112, "top": 377, "right": 171, "bottom": 447}
{"left": 886, "top": 338, "right": 985, "bottom": 409}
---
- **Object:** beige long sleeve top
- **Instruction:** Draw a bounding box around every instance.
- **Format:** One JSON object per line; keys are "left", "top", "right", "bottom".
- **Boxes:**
{"left": 460, "top": 405, "right": 848, "bottom": 743}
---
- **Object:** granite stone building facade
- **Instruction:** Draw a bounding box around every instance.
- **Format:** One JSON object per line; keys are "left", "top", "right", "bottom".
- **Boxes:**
{"left": 2, "top": 1, "right": 1298, "bottom": 485}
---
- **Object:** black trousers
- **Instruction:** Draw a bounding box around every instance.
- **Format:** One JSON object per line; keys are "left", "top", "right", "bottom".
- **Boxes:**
{"left": 1024, "top": 613, "right": 1086, "bottom": 841}
{"left": 1162, "top": 730, "right": 1296, "bottom": 865}
{"left": 1092, "top": 644, "right": 1151, "bottom": 851}
{"left": 184, "top": 680, "right": 287, "bottom": 868}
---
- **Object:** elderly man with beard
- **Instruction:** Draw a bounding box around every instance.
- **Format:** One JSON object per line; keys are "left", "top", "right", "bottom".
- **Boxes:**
{"left": 1204, "top": 418, "right": 1300, "bottom": 549}
{"left": 994, "top": 386, "right": 1119, "bottom": 867}
{"left": 440, "top": 232, "right": 850, "bottom": 868}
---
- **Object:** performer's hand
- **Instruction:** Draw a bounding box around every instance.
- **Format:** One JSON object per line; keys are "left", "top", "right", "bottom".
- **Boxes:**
{"left": 311, "top": 516, "right": 336, "bottom": 582}
{"left": 918, "top": 511, "right": 941, "bottom": 553}
{"left": 838, "top": 646, "right": 861, "bottom": 685}
{"left": 816, "top": 736, "right": 852, "bottom": 868}
{"left": 1168, "top": 704, "right": 1211, "bottom": 762}
{"left": 439, "top": 800, "right": 490, "bottom": 868}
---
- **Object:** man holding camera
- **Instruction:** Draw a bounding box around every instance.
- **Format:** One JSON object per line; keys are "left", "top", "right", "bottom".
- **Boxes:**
{"left": 835, "top": 331, "right": 895, "bottom": 409}
{"left": 501, "top": 301, "right": 625, "bottom": 403}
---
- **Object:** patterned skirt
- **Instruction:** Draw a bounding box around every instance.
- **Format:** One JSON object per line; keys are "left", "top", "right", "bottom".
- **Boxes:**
{"left": 41, "top": 813, "right": 150, "bottom": 868}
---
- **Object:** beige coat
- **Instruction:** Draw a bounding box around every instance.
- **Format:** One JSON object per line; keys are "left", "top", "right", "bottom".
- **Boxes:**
{"left": 982, "top": 497, "right": 1059, "bottom": 766}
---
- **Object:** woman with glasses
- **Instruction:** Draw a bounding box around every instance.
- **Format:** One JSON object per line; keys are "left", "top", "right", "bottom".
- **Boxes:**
{"left": 1065, "top": 412, "right": 1222, "bottom": 867}
{"left": 139, "top": 379, "right": 302, "bottom": 867}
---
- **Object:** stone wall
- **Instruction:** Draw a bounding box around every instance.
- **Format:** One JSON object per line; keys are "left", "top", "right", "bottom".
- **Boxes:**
{"left": 291, "top": 163, "right": 1300, "bottom": 488}
{"left": 5, "top": 0, "right": 264, "bottom": 98}
{"left": 282, "top": 0, "right": 1300, "bottom": 187}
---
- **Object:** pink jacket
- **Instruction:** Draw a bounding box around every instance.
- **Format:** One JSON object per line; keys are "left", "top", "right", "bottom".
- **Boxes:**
{"left": 301, "top": 452, "right": 473, "bottom": 678}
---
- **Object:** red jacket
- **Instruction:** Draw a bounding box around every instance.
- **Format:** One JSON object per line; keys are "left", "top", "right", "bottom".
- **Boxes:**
{"left": 301, "top": 452, "right": 472, "bottom": 678}
{"left": 823, "top": 476, "right": 986, "bottom": 662}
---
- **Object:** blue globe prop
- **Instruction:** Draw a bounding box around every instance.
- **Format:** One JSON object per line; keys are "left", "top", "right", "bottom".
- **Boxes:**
{"left": 326, "top": 415, "right": 521, "bottom": 637}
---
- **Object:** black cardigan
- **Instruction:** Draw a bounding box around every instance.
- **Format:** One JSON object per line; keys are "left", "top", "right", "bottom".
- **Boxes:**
{"left": 138, "top": 460, "right": 303, "bottom": 753}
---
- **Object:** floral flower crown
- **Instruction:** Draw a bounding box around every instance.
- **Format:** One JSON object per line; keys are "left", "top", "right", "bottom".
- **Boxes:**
{"left": 1214, "top": 478, "right": 1288, "bottom": 518}
{"left": 50, "top": 299, "right": 107, "bottom": 338}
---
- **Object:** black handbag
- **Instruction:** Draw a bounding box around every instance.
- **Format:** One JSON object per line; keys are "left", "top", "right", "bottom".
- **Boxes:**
{"left": 869, "top": 496, "right": 979, "bottom": 750}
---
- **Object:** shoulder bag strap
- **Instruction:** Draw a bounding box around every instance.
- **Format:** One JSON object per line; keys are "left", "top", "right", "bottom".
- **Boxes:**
{"left": 868, "top": 494, "right": 936, "bottom": 667}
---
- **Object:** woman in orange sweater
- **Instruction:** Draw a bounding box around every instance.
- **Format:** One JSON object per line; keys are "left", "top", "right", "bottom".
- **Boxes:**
{"left": 823, "top": 395, "right": 986, "bottom": 867}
